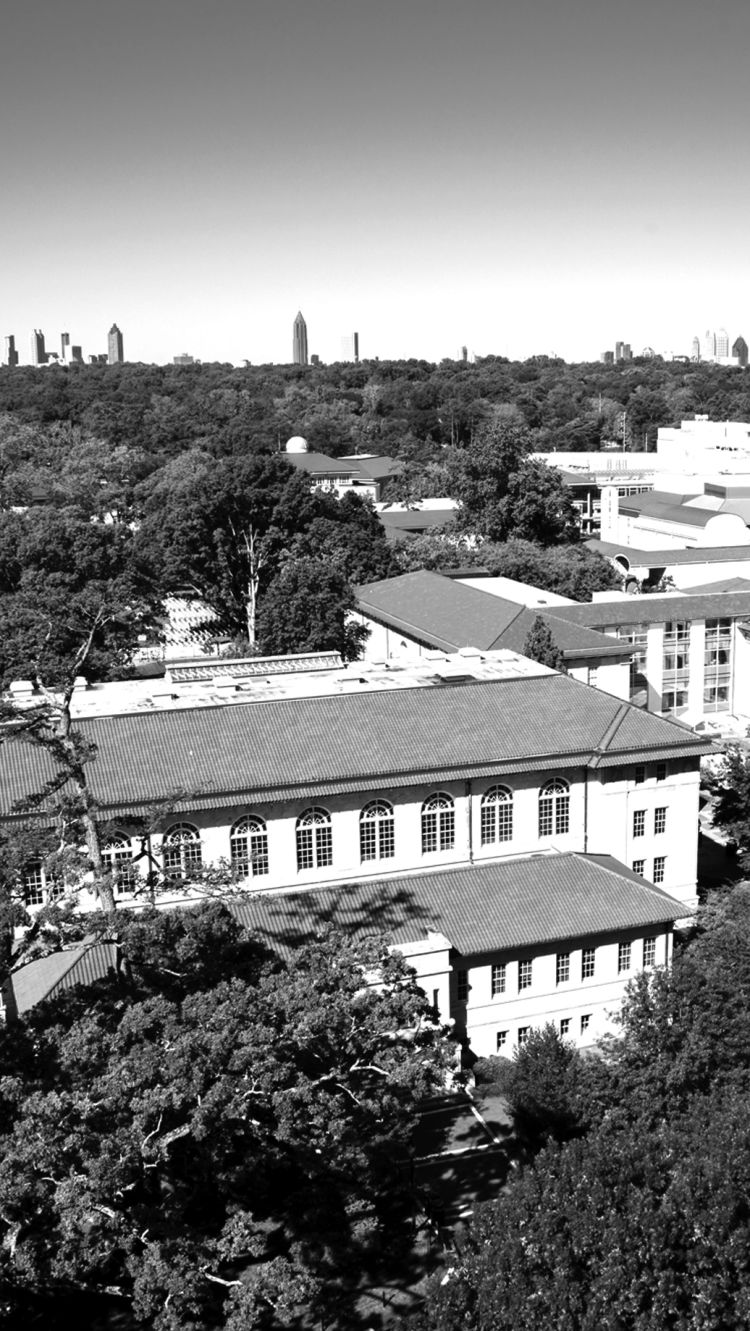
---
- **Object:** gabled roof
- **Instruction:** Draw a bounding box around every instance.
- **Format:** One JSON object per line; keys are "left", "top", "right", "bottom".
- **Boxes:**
{"left": 356, "top": 569, "right": 524, "bottom": 651}
{"left": 587, "top": 539, "right": 750, "bottom": 566}
{"left": 356, "top": 570, "right": 631, "bottom": 660}
{"left": 551, "top": 588, "right": 750, "bottom": 629}
{"left": 341, "top": 455, "right": 403, "bottom": 482}
{"left": 284, "top": 452, "right": 360, "bottom": 476}
{"left": 0, "top": 673, "right": 709, "bottom": 818}
{"left": 377, "top": 508, "right": 456, "bottom": 532}
{"left": 228, "top": 853, "right": 684, "bottom": 959}
{"left": 3, "top": 942, "right": 119, "bottom": 1017}
{"left": 491, "top": 606, "right": 632, "bottom": 661}
{"left": 680, "top": 577, "right": 750, "bottom": 594}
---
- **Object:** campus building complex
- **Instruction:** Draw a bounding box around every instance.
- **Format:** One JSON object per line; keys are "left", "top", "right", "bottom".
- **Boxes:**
{"left": 1, "top": 651, "right": 709, "bottom": 1050}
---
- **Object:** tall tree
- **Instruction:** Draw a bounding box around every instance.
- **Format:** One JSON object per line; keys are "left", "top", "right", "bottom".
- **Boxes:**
{"left": 0, "top": 918, "right": 451, "bottom": 1330}
{"left": 522, "top": 616, "right": 566, "bottom": 672}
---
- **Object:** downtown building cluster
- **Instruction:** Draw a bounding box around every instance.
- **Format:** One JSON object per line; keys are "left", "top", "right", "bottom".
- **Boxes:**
{"left": 2, "top": 324, "right": 125, "bottom": 368}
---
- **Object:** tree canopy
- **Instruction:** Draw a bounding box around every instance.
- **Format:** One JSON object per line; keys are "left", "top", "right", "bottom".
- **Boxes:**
{"left": 415, "top": 885, "right": 750, "bottom": 1331}
{"left": 0, "top": 907, "right": 451, "bottom": 1330}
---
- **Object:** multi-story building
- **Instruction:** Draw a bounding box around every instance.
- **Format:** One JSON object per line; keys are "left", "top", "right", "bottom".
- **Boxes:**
{"left": 1, "top": 651, "right": 708, "bottom": 1049}
{"left": 30, "top": 329, "right": 47, "bottom": 365}
{"left": 355, "top": 569, "right": 750, "bottom": 728}
{"left": 293, "top": 311, "right": 308, "bottom": 366}
{"left": 546, "top": 590, "right": 750, "bottom": 722}
{"left": 108, "top": 324, "right": 124, "bottom": 364}
{"left": 2, "top": 336, "right": 18, "bottom": 368}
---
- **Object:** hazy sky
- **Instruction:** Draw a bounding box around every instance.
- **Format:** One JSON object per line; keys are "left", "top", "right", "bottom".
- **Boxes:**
{"left": 2, "top": 0, "right": 749, "bottom": 366}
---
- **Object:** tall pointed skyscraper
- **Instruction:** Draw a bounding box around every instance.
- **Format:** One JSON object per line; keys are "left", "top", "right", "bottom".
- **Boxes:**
{"left": 108, "top": 324, "right": 124, "bottom": 364}
{"left": 293, "top": 311, "right": 308, "bottom": 365}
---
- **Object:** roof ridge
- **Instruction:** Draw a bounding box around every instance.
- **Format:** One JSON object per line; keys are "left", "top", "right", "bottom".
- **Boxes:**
{"left": 580, "top": 852, "right": 692, "bottom": 908}
{"left": 594, "top": 701, "right": 631, "bottom": 755}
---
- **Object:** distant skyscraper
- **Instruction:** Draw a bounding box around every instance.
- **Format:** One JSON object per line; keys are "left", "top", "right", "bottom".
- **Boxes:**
{"left": 460, "top": 345, "right": 468, "bottom": 363}
{"left": 702, "top": 329, "right": 716, "bottom": 361}
{"left": 691, "top": 336, "right": 701, "bottom": 360}
{"left": 173, "top": 353, "right": 195, "bottom": 365}
{"left": 108, "top": 324, "right": 124, "bottom": 364}
{"left": 60, "top": 332, "right": 70, "bottom": 361}
{"left": 3, "top": 335, "right": 18, "bottom": 368}
{"left": 733, "top": 336, "right": 748, "bottom": 368}
{"left": 716, "top": 328, "right": 730, "bottom": 358}
{"left": 293, "top": 311, "right": 308, "bottom": 365}
{"left": 70, "top": 345, "right": 83, "bottom": 364}
{"left": 340, "top": 332, "right": 359, "bottom": 362}
{"left": 31, "top": 329, "right": 47, "bottom": 365}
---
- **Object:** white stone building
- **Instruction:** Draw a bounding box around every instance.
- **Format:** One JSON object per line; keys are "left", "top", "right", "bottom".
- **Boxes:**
{"left": 1, "top": 651, "right": 709, "bottom": 1052}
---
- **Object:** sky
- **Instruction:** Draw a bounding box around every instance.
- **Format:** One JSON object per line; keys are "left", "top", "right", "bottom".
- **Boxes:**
{"left": 2, "top": 0, "right": 749, "bottom": 367}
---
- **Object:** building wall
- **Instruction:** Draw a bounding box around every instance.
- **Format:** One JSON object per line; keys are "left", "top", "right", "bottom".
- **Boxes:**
{"left": 566, "top": 658, "right": 630, "bottom": 700}
{"left": 453, "top": 925, "right": 673, "bottom": 1054}
{"left": 62, "top": 758, "right": 700, "bottom": 915}
{"left": 587, "top": 759, "right": 700, "bottom": 909}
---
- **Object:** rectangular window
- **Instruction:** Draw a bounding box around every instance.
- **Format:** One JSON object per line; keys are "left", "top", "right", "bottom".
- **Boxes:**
{"left": 618, "top": 941, "right": 632, "bottom": 974}
{"left": 580, "top": 1014, "right": 591, "bottom": 1034}
{"left": 633, "top": 809, "right": 646, "bottom": 838}
{"left": 634, "top": 764, "right": 645, "bottom": 785}
{"left": 655, "top": 762, "right": 667, "bottom": 782}
{"left": 581, "top": 947, "right": 596, "bottom": 980}
{"left": 491, "top": 963, "right": 506, "bottom": 997}
{"left": 559, "top": 1017, "right": 571, "bottom": 1037}
{"left": 456, "top": 969, "right": 468, "bottom": 1002}
{"left": 654, "top": 807, "right": 666, "bottom": 835}
{"left": 632, "top": 859, "right": 645, "bottom": 877}
{"left": 22, "top": 862, "right": 46, "bottom": 907}
{"left": 556, "top": 952, "right": 570, "bottom": 985}
{"left": 643, "top": 936, "right": 657, "bottom": 967}
{"left": 518, "top": 960, "right": 532, "bottom": 991}
{"left": 517, "top": 1026, "right": 531, "bottom": 1047}
{"left": 653, "top": 856, "right": 666, "bottom": 884}
{"left": 496, "top": 1030, "right": 508, "bottom": 1052}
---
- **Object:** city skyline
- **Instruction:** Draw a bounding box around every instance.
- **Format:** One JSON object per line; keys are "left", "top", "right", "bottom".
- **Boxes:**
{"left": 1, "top": 0, "right": 750, "bottom": 365}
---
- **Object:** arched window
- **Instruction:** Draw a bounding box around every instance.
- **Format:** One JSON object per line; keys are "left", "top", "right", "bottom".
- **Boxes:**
{"left": 538, "top": 779, "right": 570, "bottom": 837}
{"left": 296, "top": 807, "right": 333, "bottom": 872}
{"left": 162, "top": 823, "right": 203, "bottom": 880}
{"left": 360, "top": 800, "right": 395, "bottom": 862}
{"left": 422, "top": 793, "right": 455, "bottom": 855}
{"left": 102, "top": 832, "right": 136, "bottom": 895}
{"left": 230, "top": 814, "right": 269, "bottom": 878}
{"left": 480, "top": 786, "right": 513, "bottom": 845}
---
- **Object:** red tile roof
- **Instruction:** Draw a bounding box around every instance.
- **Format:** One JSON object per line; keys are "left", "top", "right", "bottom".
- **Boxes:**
{"left": 228, "top": 853, "right": 684, "bottom": 958}
{"left": 0, "top": 674, "right": 709, "bottom": 819}
{"left": 356, "top": 570, "right": 630, "bottom": 659}
{"left": 4, "top": 942, "right": 119, "bottom": 1016}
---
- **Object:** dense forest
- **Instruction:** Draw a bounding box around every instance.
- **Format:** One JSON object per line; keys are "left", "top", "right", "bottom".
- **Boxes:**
{"left": 1, "top": 355, "right": 749, "bottom": 463}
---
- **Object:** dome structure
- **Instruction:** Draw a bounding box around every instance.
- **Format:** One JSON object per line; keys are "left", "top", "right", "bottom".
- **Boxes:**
{"left": 285, "top": 436, "right": 309, "bottom": 454}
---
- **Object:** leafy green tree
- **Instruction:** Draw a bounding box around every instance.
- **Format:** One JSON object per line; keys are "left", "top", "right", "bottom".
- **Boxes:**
{"left": 504, "top": 1023, "right": 581, "bottom": 1142}
{"left": 416, "top": 1092, "right": 750, "bottom": 1331}
{"left": 705, "top": 747, "right": 750, "bottom": 870}
{"left": 480, "top": 538, "right": 620, "bottom": 599}
{"left": 257, "top": 557, "right": 368, "bottom": 662}
{"left": 0, "top": 916, "right": 451, "bottom": 1330}
{"left": 522, "top": 616, "right": 566, "bottom": 672}
{"left": 449, "top": 412, "right": 578, "bottom": 545}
